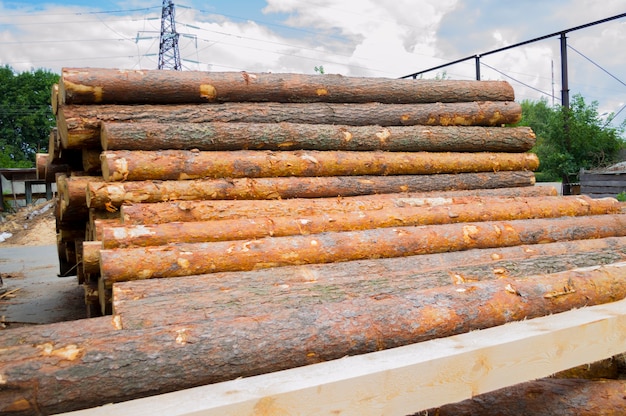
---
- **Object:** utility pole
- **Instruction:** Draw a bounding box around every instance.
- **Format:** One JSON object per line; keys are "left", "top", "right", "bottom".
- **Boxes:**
{"left": 158, "top": 0, "right": 182, "bottom": 70}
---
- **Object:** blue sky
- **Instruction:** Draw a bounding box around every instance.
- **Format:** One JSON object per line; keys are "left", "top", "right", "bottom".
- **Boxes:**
{"left": 1, "top": 0, "right": 625, "bottom": 129}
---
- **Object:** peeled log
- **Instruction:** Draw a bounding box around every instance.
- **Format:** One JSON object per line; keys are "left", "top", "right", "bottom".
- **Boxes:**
{"left": 120, "top": 186, "right": 558, "bottom": 224}
{"left": 60, "top": 68, "right": 516, "bottom": 105}
{"left": 101, "top": 150, "right": 539, "bottom": 181}
{"left": 58, "top": 101, "right": 522, "bottom": 148}
{"left": 2, "top": 263, "right": 625, "bottom": 415}
{"left": 100, "top": 121, "right": 536, "bottom": 153}
{"left": 421, "top": 378, "right": 626, "bottom": 416}
{"left": 99, "top": 214, "right": 626, "bottom": 284}
{"left": 86, "top": 171, "right": 536, "bottom": 209}
{"left": 102, "top": 196, "right": 621, "bottom": 249}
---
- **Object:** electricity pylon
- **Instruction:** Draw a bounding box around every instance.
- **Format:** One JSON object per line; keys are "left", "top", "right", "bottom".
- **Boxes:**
{"left": 158, "top": 0, "right": 181, "bottom": 70}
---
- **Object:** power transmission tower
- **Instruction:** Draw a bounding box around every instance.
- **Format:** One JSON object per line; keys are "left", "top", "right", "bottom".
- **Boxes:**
{"left": 158, "top": 0, "right": 182, "bottom": 70}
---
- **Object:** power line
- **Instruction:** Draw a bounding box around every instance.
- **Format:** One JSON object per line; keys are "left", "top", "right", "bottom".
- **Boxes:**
{"left": 480, "top": 62, "right": 557, "bottom": 101}
{"left": 567, "top": 44, "right": 626, "bottom": 89}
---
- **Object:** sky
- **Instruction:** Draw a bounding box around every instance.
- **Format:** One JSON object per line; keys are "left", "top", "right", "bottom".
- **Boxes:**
{"left": 1, "top": 0, "right": 625, "bottom": 129}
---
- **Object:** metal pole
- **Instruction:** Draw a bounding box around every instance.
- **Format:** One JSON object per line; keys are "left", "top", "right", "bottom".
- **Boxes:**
{"left": 560, "top": 32, "right": 569, "bottom": 110}
{"left": 475, "top": 55, "right": 481, "bottom": 80}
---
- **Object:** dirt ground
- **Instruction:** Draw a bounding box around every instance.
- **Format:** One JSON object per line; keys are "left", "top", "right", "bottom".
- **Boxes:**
{"left": 0, "top": 199, "right": 57, "bottom": 247}
{"left": 0, "top": 199, "right": 85, "bottom": 328}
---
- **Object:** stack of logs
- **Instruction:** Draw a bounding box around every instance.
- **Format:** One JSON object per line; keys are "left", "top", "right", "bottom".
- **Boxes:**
{"left": 46, "top": 68, "right": 549, "bottom": 315}
{"left": 11, "top": 67, "right": 624, "bottom": 414}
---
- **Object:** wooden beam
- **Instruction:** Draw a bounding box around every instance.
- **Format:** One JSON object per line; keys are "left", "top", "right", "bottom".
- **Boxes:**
{"left": 61, "top": 290, "right": 626, "bottom": 416}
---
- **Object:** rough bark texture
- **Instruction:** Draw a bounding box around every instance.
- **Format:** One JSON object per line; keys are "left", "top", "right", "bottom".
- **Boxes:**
{"left": 58, "top": 101, "right": 522, "bottom": 148}
{"left": 111, "top": 236, "right": 626, "bottom": 304}
{"left": 60, "top": 68, "right": 516, "bottom": 105}
{"left": 112, "top": 246, "right": 626, "bottom": 330}
{"left": 86, "top": 171, "right": 536, "bottom": 209}
{"left": 82, "top": 148, "right": 102, "bottom": 175}
{"left": 101, "top": 149, "right": 539, "bottom": 181}
{"left": 102, "top": 196, "right": 620, "bottom": 249}
{"left": 100, "top": 121, "right": 536, "bottom": 152}
{"left": 418, "top": 378, "right": 626, "bottom": 416}
{"left": 81, "top": 240, "right": 102, "bottom": 276}
{"left": 1, "top": 263, "right": 625, "bottom": 415}
{"left": 99, "top": 214, "right": 626, "bottom": 284}
{"left": 120, "top": 186, "right": 558, "bottom": 224}
{"left": 57, "top": 175, "right": 102, "bottom": 222}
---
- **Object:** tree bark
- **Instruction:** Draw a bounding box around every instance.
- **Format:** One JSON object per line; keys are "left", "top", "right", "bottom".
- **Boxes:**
{"left": 418, "top": 378, "right": 626, "bottom": 416}
{"left": 57, "top": 101, "right": 522, "bottom": 149}
{"left": 35, "top": 153, "right": 47, "bottom": 180}
{"left": 82, "top": 240, "right": 102, "bottom": 276}
{"left": 111, "top": 236, "right": 626, "bottom": 304}
{"left": 100, "top": 121, "right": 536, "bottom": 152}
{"left": 99, "top": 214, "right": 626, "bottom": 284}
{"left": 102, "top": 196, "right": 620, "bottom": 249}
{"left": 101, "top": 149, "right": 539, "bottom": 181}
{"left": 86, "top": 171, "right": 536, "bottom": 209}
{"left": 82, "top": 149, "right": 102, "bottom": 175}
{"left": 60, "top": 68, "right": 516, "bottom": 105}
{"left": 120, "top": 186, "right": 558, "bottom": 224}
{"left": 57, "top": 175, "right": 103, "bottom": 222}
{"left": 2, "top": 263, "right": 625, "bottom": 415}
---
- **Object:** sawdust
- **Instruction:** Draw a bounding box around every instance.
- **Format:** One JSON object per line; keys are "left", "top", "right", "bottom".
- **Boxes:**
{"left": 0, "top": 199, "right": 57, "bottom": 247}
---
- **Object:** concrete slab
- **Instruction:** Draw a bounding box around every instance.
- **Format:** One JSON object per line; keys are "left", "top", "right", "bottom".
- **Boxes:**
{"left": 0, "top": 245, "right": 85, "bottom": 326}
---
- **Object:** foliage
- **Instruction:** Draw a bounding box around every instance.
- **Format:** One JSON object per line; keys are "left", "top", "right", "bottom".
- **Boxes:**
{"left": 314, "top": 65, "right": 325, "bottom": 75}
{"left": 0, "top": 65, "right": 59, "bottom": 168}
{"left": 617, "top": 191, "right": 626, "bottom": 202}
{"left": 518, "top": 95, "right": 625, "bottom": 182}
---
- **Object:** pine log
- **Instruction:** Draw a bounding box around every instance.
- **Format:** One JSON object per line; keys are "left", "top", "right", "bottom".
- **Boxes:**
{"left": 112, "top": 243, "right": 626, "bottom": 328}
{"left": 112, "top": 236, "right": 626, "bottom": 304}
{"left": 93, "top": 219, "right": 121, "bottom": 241}
{"left": 58, "top": 101, "right": 522, "bottom": 148}
{"left": 82, "top": 240, "right": 103, "bottom": 276}
{"left": 82, "top": 149, "right": 102, "bottom": 175}
{"left": 102, "top": 196, "right": 621, "bottom": 249}
{"left": 45, "top": 163, "right": 72, "bottom": 183}
{"left": 86, "top": 171, "right": 536, "bottom": 209}
{"left": 101, "top": 150, "right": 539, "bottom": 181}
{"left": 99, "top": 214, "right": 626, "bottom": 284}
{"left": 47, "top": 128, "right": 61, "bottom": 163}
{"left": 60, "top": 68, "right": 516, "bottom": 105}
{"left": 120, "top": 186, "right": 558, "bottom": 224}
{"left": 35, "top": 153, "right": 47, "bottom": 180}
{"left": 100, "top": 121, "right": 536, "bottom": 152}
{"left": 51, "top": 83, "right": 59, "bottom": 115}
{"left": 59, "top": 175, "right": 103, "bottom": 221}
{"left": 2, "top": 263, "right": 626, "bottom": 415}
{"left": 419, "top": 378, "right": 626, "bottom": 416}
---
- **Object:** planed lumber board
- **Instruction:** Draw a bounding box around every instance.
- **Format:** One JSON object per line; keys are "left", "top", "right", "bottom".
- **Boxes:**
{"left": 100, "top": 121, "right": 536, "bottom": 152}
{"left": 59, "top": 68, "right": 516, "bottom": 105}
{"left": 57, "top": 292, "right": 626, "bottom": 416}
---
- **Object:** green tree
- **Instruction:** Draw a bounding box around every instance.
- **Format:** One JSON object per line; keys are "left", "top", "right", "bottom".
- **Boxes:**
{"left": 519, "top": 95, "right": 625, "bottom": 182}
{"left": 0, "top": 65, "right": 59, "bottom": 168}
